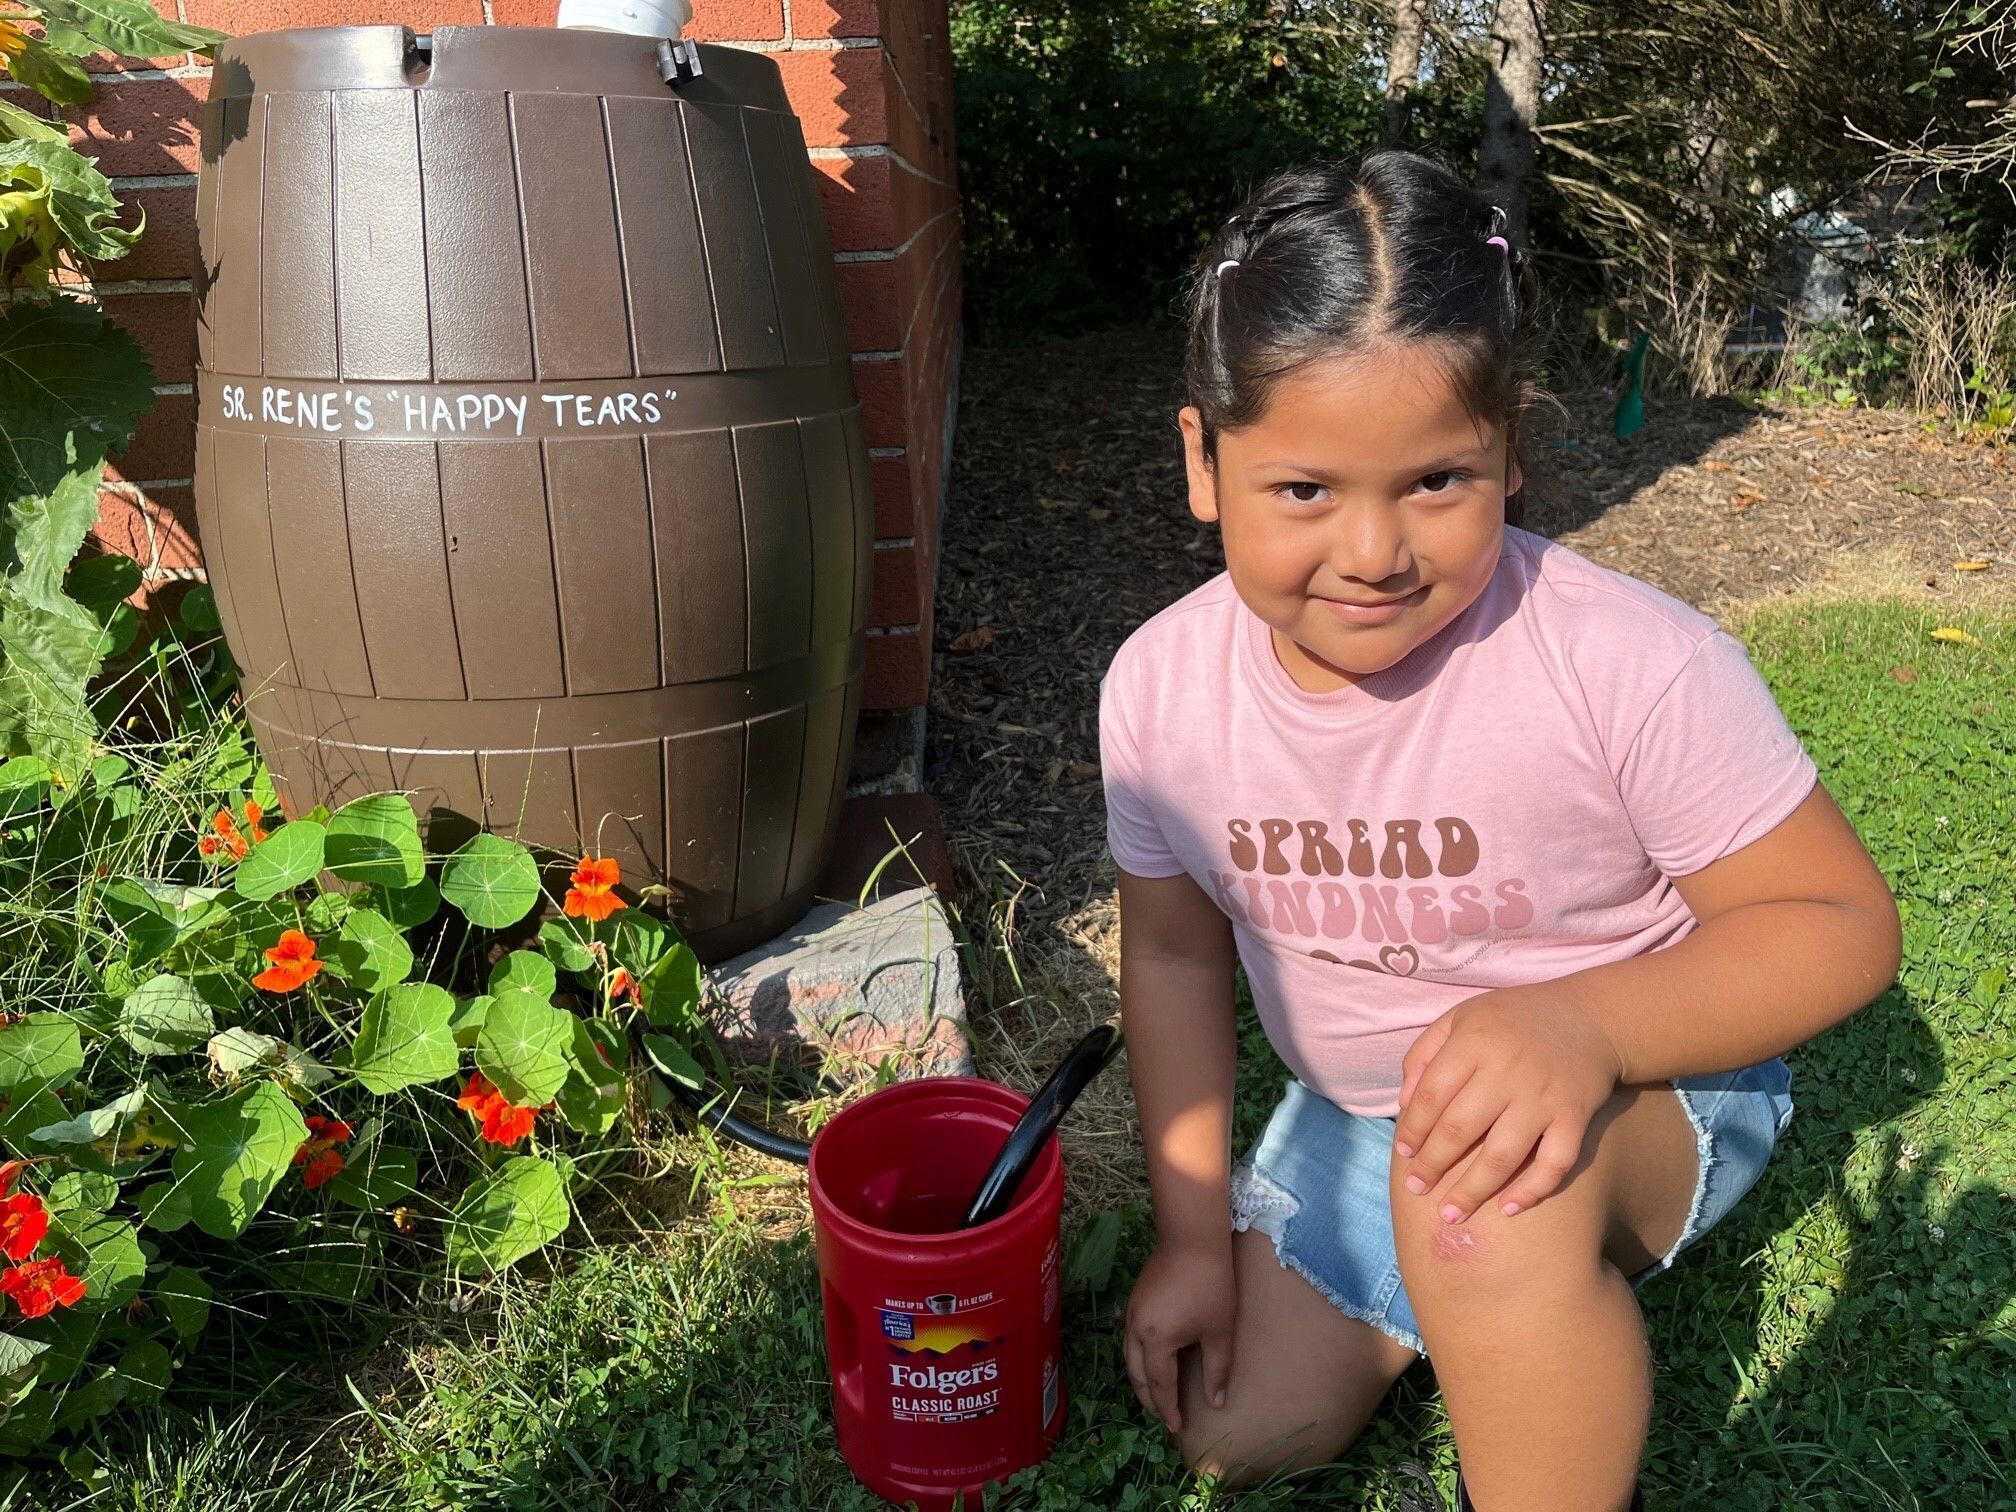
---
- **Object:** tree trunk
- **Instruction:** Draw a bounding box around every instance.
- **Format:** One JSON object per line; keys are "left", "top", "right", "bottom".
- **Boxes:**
{"left": 1382, "top": 0, "right": 1432, "bottom": 148}
{"left": 1478, "top": 0, "right": 1545, "bottom": 248}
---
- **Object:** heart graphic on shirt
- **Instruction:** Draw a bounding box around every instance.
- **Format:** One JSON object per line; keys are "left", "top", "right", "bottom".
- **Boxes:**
{"left": 1378, "top": 945, "right": 1420, "bottom": 976}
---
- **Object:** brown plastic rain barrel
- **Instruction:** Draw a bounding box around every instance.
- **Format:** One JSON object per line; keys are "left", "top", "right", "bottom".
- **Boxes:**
{"left": 191, "top": 25, "right": 872, "bottom": 961}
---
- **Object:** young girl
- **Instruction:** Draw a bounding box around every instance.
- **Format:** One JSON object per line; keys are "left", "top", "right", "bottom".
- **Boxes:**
{"left": 1098, "top": 151, "right": 1902, "bottom": 1511}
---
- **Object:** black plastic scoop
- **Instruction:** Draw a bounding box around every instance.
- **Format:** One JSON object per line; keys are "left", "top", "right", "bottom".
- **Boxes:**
{"left": 958, "top": 1020, "right": 1125, "bottom": 1229}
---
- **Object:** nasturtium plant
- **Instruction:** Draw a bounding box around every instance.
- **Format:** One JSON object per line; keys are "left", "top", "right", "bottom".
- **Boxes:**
{"left": 0, "top": 761, "right": 719, "bottom": 1462}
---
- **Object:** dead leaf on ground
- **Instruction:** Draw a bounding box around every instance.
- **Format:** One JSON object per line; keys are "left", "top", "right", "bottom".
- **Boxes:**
{"left": 1955, "top": 560, "right": 1992, "bottom": 572}
{"left": 950, "top": 625, "right": 998, "bottom": 653}
{"left": 1889, "top": 665, "right": 1918, "bottom": 684}
{"left": 1930, "top": 627, "right": 1983, "bottom": 647}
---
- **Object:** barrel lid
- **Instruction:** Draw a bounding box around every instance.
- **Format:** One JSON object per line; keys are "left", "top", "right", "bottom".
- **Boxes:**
{"left": 209, "top": 25, "right": 787, "bottom": 111}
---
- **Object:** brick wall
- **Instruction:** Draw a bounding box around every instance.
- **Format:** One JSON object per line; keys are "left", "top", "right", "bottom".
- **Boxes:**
{"left": 10, "top": 0, "right": 960, "bottom": 719}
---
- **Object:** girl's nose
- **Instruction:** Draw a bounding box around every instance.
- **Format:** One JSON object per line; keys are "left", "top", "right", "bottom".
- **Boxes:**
{"left": 1326, "top": 502, "right": 1411, "bottom": 586}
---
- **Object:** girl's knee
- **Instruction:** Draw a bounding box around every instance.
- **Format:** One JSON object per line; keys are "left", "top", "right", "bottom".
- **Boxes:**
{"left": 1389, "top": 1151, "right": 1608, "bottom": 1303}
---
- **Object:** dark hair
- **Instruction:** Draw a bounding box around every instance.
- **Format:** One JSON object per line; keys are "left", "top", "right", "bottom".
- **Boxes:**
{"left": 1183, "top": 150, "right": 1552, "bottom": 527}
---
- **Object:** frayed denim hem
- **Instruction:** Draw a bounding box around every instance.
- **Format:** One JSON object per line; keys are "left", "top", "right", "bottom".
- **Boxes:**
{"left": 1626, "top": 1079, "right": 1717, "bottom": 1291}
{"left": 1229, "top": 1161, "right": 1430, "bottom": 1360}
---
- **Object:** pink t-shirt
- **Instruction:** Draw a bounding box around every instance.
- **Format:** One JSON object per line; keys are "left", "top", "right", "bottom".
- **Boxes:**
{"left": 1099, "top": 525, "right": 1819, "bottom": 1117}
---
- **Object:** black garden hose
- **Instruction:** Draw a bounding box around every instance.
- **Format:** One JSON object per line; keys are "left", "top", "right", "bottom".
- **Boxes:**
{"left": 669, "top": 1078, "right": 811, "bottom": 1165}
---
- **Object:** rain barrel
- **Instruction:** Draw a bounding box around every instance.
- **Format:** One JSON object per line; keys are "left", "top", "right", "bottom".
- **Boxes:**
{"left": 190, "top": 25, "right": 872, "bottom": 962}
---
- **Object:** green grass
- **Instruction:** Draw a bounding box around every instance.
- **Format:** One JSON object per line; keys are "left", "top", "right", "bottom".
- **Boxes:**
{"left": 18, "top": 594, "right": 2015, "bottom": 1510}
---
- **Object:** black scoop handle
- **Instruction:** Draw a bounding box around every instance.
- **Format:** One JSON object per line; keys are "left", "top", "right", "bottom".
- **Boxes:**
{"left": 960, "top": 1021, "right": 1124, "bottom": 1230}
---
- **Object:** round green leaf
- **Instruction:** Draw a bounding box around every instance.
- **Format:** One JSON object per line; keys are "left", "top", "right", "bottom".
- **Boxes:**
{"left": 325, "top": 1145, "right": 417, "bottom": 1210}
{"left": 554, "top": 1018, "right": 626, "bottom": 1136}
{"left": 118, "top": 973, "right": 214, "bottom": 1055}
{"left": 43, "top": 1209, "right": 145, "bottom": 1312}
{"left": 449, "top": 993, "right": 492, "bottom": 1049}
{"left": 158, "top": 1266, "right": 210, "bottom": 1341}
{"left": 164, "top": 1082, "right": 309, "bottom": 1239}
{"left": 324, "top": 794, "right": 424, "bottom": 888}
{"left": 115, "top": 1339, "right": 173, "bottom": 1405}
{"left": 324, "top": 907, "right": 414, "bottom": 993}
{"left": 232, "top": 821, "right": 326, "bottom": 901}
{"left": 0, "top": 1013, "right": 83, "bottom": 1093}
{"left": 45, "top": 1170, "right": 117, "bottom": 1214}
{"left": 348, "top": 983, "right": 458, "bottom": 1095}
{"left": 439, "top": 834, "right": 541, "bottom": 928}
{"left": 643, "top": 1033, "right": 706, "bottom": 1091}
{"left": 445, "top": 1156, "right": 570, "bottom": 1274}
{"left": 489, "top": 949, "right": 556, "bottom": 1000}
{"left": 373, "top": 876, "right": 441, "bottom": 930}
{"left": 176, "top": 584, "right": 220, "bottom": 633}
{"left": 639, "top": 941, "right": 706, "bottom": 1029}
{"left": 538, "top": 919, "right": 596, "bottom": 975}
{"left": 475, "top": 989, "right": 572, "bottom": 1106}
{"left": 0, "top": 1332, "right": 49, "bottom": 1391}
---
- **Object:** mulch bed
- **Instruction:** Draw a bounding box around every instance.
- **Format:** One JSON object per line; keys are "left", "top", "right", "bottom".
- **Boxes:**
{"left": 928, "top": 327, "right": 2011, "bottom": 1150}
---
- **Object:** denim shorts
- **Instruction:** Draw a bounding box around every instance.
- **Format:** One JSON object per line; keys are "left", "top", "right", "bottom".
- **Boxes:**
{"left": 1228, "top": 1060, "right": 1796, "bottom": 1359}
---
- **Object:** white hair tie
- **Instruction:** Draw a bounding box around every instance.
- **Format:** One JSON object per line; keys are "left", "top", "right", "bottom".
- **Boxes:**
{"left": 1216, "top": 258, "right": 1241, "bottom": 276}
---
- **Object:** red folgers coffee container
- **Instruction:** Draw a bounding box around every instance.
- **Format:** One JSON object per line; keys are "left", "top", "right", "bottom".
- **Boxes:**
{"left": 808, "top": 1077, "right": 1066, "bottom": 1509}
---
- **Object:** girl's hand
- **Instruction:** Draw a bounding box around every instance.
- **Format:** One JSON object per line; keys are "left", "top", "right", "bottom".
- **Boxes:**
{"left": 1125, "top": 1237, "right": 1236, "bottom": 1434}
{"left": 1392, "top": 985, "right": 1625, "bottom": 1224}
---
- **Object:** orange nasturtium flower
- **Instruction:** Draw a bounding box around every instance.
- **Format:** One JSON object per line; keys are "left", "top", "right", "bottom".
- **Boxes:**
{"left": 292, "top": 1115, "right": 352, "bottom": 1190}
{"left": 457, "top": 1072, "right": 544, "bottom": 1147}
{"left": 199, "top": 802, "right": 270, "bottom": 861}
{"left": 0, "top": 1192, "right": 48, "bottom": 1263}
{"left": 608, "top": 967, "right": 638, "bottom": 1005}
{"left": 563, "top": 855, "right": 628, "bottom": 922}
{"left": 0, "top": 1257, "right": 86, "bottom": 1319}
{"left": 253, "top": 929, "right": 324, "bottom": 993}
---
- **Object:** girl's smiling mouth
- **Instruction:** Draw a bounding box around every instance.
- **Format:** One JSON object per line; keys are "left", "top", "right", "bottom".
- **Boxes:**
{"left": 1317, "top": 584, "right": 1429, "bottom": 624}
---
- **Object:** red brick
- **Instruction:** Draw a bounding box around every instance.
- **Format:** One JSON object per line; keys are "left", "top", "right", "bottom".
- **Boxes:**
{"left": 791, "top": 0, "right": 878, "bottom": 37}
{"left": 773, "top": 46, "right": 884, "bottom": 147}
{"left": 100, "top": 292, "right": 194, "bottom": 386}
{"left": 184, "top": 0, "right": 482, "bottom": 28}
{"left": 687, "top": 0, "right": 785, "bottom": 40}
{"left": 869, "top": 455, "right": 911, "bottom": 537}
{"left": 107, "top": 185, "right": 199, "bottom": 282}
{"left": 107, "top": 392, "right": 195, "bottom": 483}
{"left": 92, "top": 485, "right": 201, "bottom": 576}
{"left": 852, "top": 354, "right": 904, "bottom": 448}
{"left": 63, "top": 76, "right": 205, "bottom": 177}
{"left": 815, "top": 154, "right": 892, "bottom": 252}
{"left": 834, "top": 258, "right": 897, "bottom": 352}
{"left": 864, "top": 630, "right": 925, "bottom": 708}
{"left": 870, "top": 542, "right": 919, "bottom": 624}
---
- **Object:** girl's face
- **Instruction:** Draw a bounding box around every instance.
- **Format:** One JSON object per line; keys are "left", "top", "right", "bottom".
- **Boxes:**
{"left": 1179, "top": 343, "right": 1519, "bottom": 694}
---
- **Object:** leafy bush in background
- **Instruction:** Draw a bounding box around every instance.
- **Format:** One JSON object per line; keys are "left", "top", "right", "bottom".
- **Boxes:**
{"left": 949, "top": 0, "right": 1387, "bottom": 340}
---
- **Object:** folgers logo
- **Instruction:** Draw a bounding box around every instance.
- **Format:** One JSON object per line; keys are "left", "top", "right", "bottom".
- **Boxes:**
{"left": 888, "top": 1358, "right": 1001, "bottom": 1395}
{"left": 885, "top": 1314, "right": 1009, "bottom": 1423}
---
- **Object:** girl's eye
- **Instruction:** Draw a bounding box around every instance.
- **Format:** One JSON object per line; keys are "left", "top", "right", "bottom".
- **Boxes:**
{"left": 1278, "top": 482, "right": 1326, "bottom": 504}
{"left": 1419, "top": 470, "right": 1472, "bottom": 494}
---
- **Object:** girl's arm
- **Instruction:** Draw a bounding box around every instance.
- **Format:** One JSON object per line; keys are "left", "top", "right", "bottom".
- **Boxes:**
{"left": 1119, "top": 867, "right": 1240, "bottom": 1248}
{"left": 1561, "top": 780, "right": 1902, "bottom": 1085}
{"left": 1393, "top": 781, "right": 1901, "bottom": 1224}
{"left": 1117, "top": 866, "right": 1240, "bottom": 1432}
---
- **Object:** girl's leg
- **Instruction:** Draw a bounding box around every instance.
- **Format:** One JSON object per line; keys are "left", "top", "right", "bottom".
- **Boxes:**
{"left": 1388, "top": 1082, "right": 1699, "bottom": 1512}
{"left": 1175, "top": 1226, "right": 1423, "bottom": 1489}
